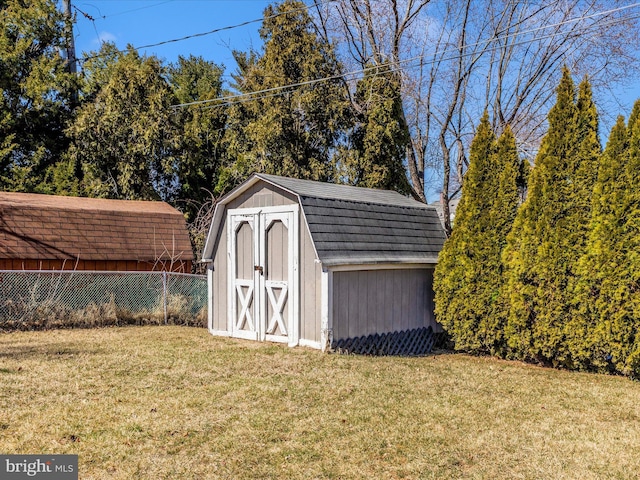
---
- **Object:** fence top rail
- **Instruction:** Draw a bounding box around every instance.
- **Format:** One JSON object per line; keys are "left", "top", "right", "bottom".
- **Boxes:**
{"left": 0, "top": 270, "right": 205, "bottom": 279}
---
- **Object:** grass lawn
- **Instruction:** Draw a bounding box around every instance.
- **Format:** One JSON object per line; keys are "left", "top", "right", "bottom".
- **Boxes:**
{"left": 1, "top": 326, "right": 640, "bottom": 479}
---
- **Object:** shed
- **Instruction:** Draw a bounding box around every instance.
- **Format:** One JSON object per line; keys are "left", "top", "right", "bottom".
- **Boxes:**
{"left": 202, "top": 173, "right": 447, "bottom": 352}
{"left": 0, "top": 192, "right": 193, "bottom": 272}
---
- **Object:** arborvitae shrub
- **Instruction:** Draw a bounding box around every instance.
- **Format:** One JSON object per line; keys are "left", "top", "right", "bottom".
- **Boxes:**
{"left": 502, "top": 69, "right": 601, "bottom": 366}
{"left": 434, "top": 113, "right": 520, "bottom": 354}
{"left": 571, "top": 115, "right": 629, "bottom": 371}
{"left": 577, "top": 106, "right": 640, "bottom": 377}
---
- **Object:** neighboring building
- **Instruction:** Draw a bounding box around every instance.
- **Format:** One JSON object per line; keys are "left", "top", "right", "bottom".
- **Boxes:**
{"left": 202, "top": 173, "right": 447, "bottom": 352}
{"left": 0, "top": 192, "right": 193, "bottom": 272}
{"left": 430, "top": 197, "right": 460, "bottom": 228}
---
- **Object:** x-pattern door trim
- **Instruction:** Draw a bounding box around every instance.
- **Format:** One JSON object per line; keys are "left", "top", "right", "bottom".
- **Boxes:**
{"left": 265, "top": 281, "right": 288, "bottom": 336}
{"left": 234, "top": 280, "right": 254, "bottom": 332}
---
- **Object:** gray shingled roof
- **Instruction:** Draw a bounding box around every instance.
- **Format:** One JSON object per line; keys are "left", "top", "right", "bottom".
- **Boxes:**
{"left": 203, "top": 174, "right": 446, "bottom": 266}
{"left": 256, "top": 173, "right": 424, "bottom": 208}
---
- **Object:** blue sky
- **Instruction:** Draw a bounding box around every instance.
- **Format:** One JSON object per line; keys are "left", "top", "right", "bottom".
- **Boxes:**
{"left": 67, "top": 0, "right": 640, "bottom": 203}
{"left": 71, "top": 0, "right": 271, "bottom": 70}
{"left": 68, "top": 0, "right": 640, "bottom": 126}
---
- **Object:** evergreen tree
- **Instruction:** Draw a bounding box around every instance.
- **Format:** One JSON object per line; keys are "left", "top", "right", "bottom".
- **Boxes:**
{"left": 502, "top": 69, "right": 601, "bottom": 365}
{"left": 559, "top": 79, "right": 602, "bottom": 365}
{"left": 434, "top": 113, "right": 520, "bottom": 353}
{"left": 169, "top": 55, "right": 227, "bottom": 220}
{"left": 573, "top": 105, "right": 640, "bottom": 377}
{"left": 0, "top": 0, "right": 77, "bottom": 191}
{"left": 571, "top": 115, "right": 629, "bottom": 371}
{"left": 613, "top": 110, "right": 640, "bottom": 376}
{"left": 221, "top": 0, "right": 350, "bottom": 189}
{"left": 68, "top": 45, "right": 180, "bottom": 201}
{"left": 336, "top": 68, "right": 411, "bottom": 194}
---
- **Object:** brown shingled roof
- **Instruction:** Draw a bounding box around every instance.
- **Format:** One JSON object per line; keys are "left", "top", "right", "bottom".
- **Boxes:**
{"left": 0, "top": 192, "right": 193, "bottom": 264}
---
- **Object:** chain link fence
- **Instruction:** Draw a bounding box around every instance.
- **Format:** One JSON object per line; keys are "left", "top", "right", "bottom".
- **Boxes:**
{"left": 0, "top": 270, "right": 207, "bottom": 331}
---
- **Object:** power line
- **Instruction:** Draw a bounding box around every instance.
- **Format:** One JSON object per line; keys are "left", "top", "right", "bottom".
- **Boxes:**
{"left": 75, "top": 1, "right": 177, "bottom": 20}
{"left": 72, "top": 4, "right": 103, "bottom": 47}
{"left": 173, "top": 2, "right": 640, "bottom": 109}
{"left": 104, "top": 0, "right": 176, "bottom": 18}
{"left": 78, "top": 0, "right": 332, "bottom": 63}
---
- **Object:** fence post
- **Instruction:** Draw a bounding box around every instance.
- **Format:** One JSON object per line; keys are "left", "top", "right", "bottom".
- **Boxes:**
{"left": 163, "top": 271, "right": 168, "bottom": 325}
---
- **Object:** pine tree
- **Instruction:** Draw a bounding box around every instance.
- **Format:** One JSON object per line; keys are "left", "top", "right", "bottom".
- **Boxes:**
{"left": 572, "top": 104, "right": 640, "bottom": 377}
{"left": 169, "top": 55, "right": 227, "bottom": 220}
{"left": 434, "top": 113, "right": 520, "bottom": 353}
{"left": 336, "top": 68, "right": 411, "bottom": 194}
{"left": 221, "top": 0, "right": 350, "bottom": 188}
{"left": 502, "top": 69, "right": 601, "bottom": 365}
{"left": 68, "top": 45, "right": 180, "bottom": 201}
{"left": 0, "top": 0, "right": 77, "bottom": 191}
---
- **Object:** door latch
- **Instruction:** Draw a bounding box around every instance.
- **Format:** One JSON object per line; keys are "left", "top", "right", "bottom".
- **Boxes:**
{"left": 254, "top": 265, "right": 264, "bottom": 275}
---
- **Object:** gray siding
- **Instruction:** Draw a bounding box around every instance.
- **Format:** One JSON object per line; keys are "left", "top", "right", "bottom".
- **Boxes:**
{"left": 236, "top": 221, "right": 255, "bottom": 280}
{"left": 332, "top": 268, "right": 437, "bottom": 340}
{"left": 229, "top": 183, "right": 297, "bottom": 209}
{"left": 211, "top": 221, "right": 228, "bottom": 332}
{"left": 299, "top": 221, "right": 321, "bottom": 343}
{"left": 265, "top": 220, "right": 288, "bottom": 281}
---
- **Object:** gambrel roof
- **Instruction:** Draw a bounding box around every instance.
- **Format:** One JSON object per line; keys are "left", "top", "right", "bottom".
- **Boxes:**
{"left": 0, "top": 192, "right": 193, "bottom": 263}
{"left": 203, "top": 173, "right": 446, "bottom": 266}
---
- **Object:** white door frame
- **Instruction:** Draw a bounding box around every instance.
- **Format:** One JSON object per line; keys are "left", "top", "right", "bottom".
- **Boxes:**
{"left": 227, "top": 205, "right": 299, "bottom": 346}
{"left": 228, "top": 212, "right": 260, "bottom": 341}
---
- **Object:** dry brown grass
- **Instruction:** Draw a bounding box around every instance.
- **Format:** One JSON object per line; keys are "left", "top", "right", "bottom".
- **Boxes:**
{"left": 1, "top": 326, "right": 640, "bottom": 479}
{"left": 0, "top": 298, "right": 206, "bottom": 331}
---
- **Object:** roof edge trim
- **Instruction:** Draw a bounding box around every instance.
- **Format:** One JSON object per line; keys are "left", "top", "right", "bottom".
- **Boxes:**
{"left": 321, "top": 257, "right": 440, "bottom": 268}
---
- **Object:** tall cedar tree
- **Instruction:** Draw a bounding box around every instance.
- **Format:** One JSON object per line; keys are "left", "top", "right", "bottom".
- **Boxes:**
{"left": 434, "top": 113, "right": 521, "bottom": 353}
{"left": 0, "top": 0, "right": 77, "bottom": 191}
{"left": 571, "top": 115, "right": 628, "bottom": 372}
{"left": 336, "top": 68, "right": 411, "bottom": 194}
{"left": 502, "top": 69, "right": 601, "bottom": 365}
{"left": 220, "top": 0, "right": 350, "bottom": 192}
{"left": 573, "top": 104, "right": 640, "bottom": 376}
{"left": 169, "top": 55, "right": 227, "bottom": 220}
{"left": 68, "top": 45, "right": 180, "bottom": 201}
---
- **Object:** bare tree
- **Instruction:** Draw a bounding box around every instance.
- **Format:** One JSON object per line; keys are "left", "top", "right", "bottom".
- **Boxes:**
{"left": 314, "top": 0, "right": 639, "bottom": 235}
{"left": 186, "top": 190, "right": 218, "bottom": 274}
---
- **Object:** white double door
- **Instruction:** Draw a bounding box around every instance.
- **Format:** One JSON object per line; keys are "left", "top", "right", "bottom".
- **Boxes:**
{"left": 228, "top": 206, "right": 298, "bottom": 346}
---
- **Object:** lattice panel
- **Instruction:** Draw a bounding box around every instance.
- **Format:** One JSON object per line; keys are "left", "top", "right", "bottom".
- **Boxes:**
{"left": 331, "top": 326, "right": 443, "bottom": 356}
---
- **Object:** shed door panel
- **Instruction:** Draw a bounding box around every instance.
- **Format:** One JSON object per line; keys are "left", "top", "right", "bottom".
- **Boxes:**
{"left": 263, "top": 213, "right": 290, "bottom": 342}
{"left": 230, "top": 215, "right": 259, "bottom": 340}
{"left": 228, "top": 207, "right": 298, "bottom": 345}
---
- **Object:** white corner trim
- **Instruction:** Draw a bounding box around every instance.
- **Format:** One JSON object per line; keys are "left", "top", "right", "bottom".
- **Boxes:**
{"left": 320, "top": 268, "right": 333, "bottom": 352}
{"left": 207, "top": 267, "right": 214, "bottom": 333}
{"left": 290, "top": 204, "right": 300, "bottom": 347}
